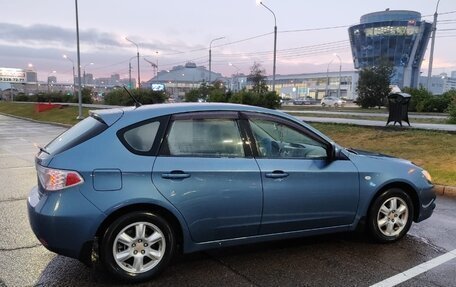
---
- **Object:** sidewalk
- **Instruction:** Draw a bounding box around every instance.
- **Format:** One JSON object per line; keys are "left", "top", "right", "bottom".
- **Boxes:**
{"left": 296, "top": 116, "right": 456, "bottom": 132}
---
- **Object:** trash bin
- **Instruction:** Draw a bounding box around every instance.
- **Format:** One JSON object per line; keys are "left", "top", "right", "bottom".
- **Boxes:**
{"left": 386, "top": 92, "right": 411, "bottom": 127}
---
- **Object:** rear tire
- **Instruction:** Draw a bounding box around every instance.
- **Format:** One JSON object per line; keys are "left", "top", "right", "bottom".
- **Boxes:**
{"left": 368, "top": 188, "right": 414, "bottom": 243}
{"left": 101, "top": 211, "right": 176, "bottom": 282}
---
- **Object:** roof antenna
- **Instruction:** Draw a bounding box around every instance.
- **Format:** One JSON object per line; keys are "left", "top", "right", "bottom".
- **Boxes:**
{"left": 123, "top": 86, "right": 142, "bottom": 108}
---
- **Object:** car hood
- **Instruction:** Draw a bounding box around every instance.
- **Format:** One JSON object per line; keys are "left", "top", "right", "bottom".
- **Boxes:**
{"left": 346, "top": 148, "right": 412, "bottom": 165}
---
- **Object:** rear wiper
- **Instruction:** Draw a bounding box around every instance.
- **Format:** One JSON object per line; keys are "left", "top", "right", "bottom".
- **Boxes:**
{"left": 34, "top": 144, "right": 50, "bottom": 155}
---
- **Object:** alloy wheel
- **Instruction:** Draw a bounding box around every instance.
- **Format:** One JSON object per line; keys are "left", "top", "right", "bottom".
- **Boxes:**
{"left": 376, "top": 197, "right": 409, "bottom": 237}
{"left": 113, "top": 221, "right": 166, "bottom": 274}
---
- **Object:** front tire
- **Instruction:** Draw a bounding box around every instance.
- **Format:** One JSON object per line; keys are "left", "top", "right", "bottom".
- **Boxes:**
{"left": 101, "top": 212, "right": 176, "bottom": 282}
{"left": 368, "top": 188, "right": 414, "bottom": 243}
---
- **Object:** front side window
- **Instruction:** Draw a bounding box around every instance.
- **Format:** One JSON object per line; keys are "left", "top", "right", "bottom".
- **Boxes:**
{"left": 164, "top": 118, "right": 245, "bottom": 157}
{"left": 249, "top": 118, "right": 327, "bottom": 159}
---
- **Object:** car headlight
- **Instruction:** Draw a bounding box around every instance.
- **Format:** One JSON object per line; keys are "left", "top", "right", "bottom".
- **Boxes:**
{"left": 421, "top": 170, "right": 432, "bottom": 183}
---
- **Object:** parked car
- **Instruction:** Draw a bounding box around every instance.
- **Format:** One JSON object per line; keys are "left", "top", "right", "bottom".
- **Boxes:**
{"left": 321, "top": 96, "right": 346, "bottom": 107}
{"left": 28, "top": 103, "right": 435, "bottom": 282}
{"left": 293, "top": 97, "right": 318, "bottom": 105}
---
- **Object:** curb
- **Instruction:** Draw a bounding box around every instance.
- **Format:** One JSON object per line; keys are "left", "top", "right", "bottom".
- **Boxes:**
{"left": 434, "top": 185, "right": 456, "bottom": 198}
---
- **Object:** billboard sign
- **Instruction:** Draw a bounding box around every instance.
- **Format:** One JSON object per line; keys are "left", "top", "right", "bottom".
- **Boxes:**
{"left": 0, "top": 68, "right": 26, "bottom": 83}
{"left": 151, "top": 83, "right": 165, "bottom": 91}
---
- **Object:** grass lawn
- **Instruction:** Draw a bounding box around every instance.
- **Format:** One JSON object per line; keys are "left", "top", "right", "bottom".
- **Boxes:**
{"left": 0, "top": 102, "right": 91, "bottom": 126}
{"left": 312, "top": 123, "right": 456, "bottom": 186}
{"left": 1, "top": 102, "right": 454, "bottom": 186}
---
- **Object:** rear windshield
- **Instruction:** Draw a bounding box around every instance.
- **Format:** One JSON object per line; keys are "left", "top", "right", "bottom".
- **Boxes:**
{"left": 45, "top": 116, "right": 108, "bottom": 155}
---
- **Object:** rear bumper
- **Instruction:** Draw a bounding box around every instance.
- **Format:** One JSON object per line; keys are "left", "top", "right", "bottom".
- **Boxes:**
{"left": 27, "top": 186, "right": 105, "bottom": 260}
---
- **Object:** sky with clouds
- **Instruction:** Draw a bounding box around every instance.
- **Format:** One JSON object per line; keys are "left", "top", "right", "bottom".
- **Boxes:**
{"left": 1, "top": 0, "right": 455, "bottom": 83}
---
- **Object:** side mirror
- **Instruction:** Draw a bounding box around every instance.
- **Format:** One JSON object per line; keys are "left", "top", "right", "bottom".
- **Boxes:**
{"left": 327, "top": 142, "right": 337, "bottom": 161}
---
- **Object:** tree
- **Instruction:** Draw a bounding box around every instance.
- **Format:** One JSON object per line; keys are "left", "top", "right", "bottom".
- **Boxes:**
{"left": 247, "top": 62, "right": 268, "bottom": 94}
{"left": 104, "top": 88, "right": 167, "bottom": 106}
{"left": 448, "top": 91, "right": 456, "bottom": 124}
{"left": 185, "top": 82, "right": 225, "bottom": 102}
{"left": 356, "top": 61, "right": 394, "bottom": 108}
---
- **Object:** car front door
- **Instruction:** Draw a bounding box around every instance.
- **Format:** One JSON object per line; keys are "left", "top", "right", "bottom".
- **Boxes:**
{"left": 152, "top": 112, "right": 263, "bottom": 243}
{"left": 244, "top": 113, "right": 359, "bottom": 234}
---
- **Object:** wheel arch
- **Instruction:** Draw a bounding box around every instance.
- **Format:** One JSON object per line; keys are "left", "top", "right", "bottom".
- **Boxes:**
{"left": 367, "top": 181, "right": 420, "bottom": 222}
{"left": 95, "top": 203, "right": 184, "bottom": 251}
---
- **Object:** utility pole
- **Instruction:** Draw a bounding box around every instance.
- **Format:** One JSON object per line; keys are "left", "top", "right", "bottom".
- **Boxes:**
{"left": 75, "top": 0, "right": 83, "bottom": 120}
{"left": 209, "top": 37, "right": 225, "bottom": 83}
{"left": 259, "top": 1, "right": 277, "bottom": 93}
{"left": 427, "top": 0, "right": 441, "bottom": 91}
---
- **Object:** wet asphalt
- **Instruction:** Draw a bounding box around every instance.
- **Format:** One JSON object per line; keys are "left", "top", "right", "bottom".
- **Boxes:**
{"left": 0, "top": 114, "right": 455, "bottom": 287}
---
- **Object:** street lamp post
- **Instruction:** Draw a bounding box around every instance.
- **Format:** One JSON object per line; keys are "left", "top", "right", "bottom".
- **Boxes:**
{"left": 63, "top": 55, "right": 76, "bottom": 98}
{"left": 427, "top": 0, "right": 441, "bottom": 91}
{"left": 126, "top": 37, "right": 141, "bottom": 89}
{"left": 258, "top": 1, "right": 277, "bottom": 93}
{"left": 128, "top": 56, "right": 136, "bottom": 89}
{"left": 75, "top": 0, "right": 83, "bottom": 120}
{"left": 209, "top": 37, "right": 225, "bottom": 83}
{"left": 334, "top": 53, "right": 342, "bottom": 98}
{"left": 83, "top": 62, "right": 94, "bottom": 86}
{"left": 326, "top": 59, "right": 334, "bottom": 97}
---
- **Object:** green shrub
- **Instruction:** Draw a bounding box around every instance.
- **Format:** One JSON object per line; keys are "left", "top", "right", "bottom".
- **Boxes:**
{"left": 448, "top": 92, "right": 456, "bottom": 124}
{"left": 14, "top": 94, "right": 29, "bottom": 102}
{"left": 228, "top": 90, "right": 281, "bottom": 109}
{"left": 403, "top": 87, "right": 432, "bottom": 112}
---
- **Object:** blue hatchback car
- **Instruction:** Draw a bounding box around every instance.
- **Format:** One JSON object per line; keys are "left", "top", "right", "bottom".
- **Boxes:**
{"left": 28, "top": 103, "right": 435, "bottom": 282}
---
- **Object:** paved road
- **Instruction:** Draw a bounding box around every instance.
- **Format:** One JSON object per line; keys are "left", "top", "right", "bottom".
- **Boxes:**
{"left": 0, "top": 114, "right": 455, "bottom": 287}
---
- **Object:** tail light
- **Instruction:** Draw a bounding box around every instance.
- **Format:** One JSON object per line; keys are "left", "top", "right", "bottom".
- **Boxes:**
{"left": 36, "top": 164, "right": 84, "bottom": 191}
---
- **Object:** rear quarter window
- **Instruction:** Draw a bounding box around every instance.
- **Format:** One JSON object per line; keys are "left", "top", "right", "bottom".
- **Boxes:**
{"left": 123, "top": 121, "right": 160, "bottom": 152}
{"left": 117, "top": 116, "right": 169, "bottom": 155}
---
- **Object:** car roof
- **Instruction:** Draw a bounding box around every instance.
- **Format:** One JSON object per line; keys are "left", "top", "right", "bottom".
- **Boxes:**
{"left": 94, "top": 103, "right": 274, "bottom": 119}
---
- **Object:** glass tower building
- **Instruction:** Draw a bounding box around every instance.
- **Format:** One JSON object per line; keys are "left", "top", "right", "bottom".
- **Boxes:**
{"left": 348, "top": 10, "right": 432, "bottom": 88}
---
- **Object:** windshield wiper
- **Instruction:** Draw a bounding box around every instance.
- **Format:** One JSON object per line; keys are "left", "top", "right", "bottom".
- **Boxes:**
{"left": 346, "top": 148, "right": 358, "bottom": 154}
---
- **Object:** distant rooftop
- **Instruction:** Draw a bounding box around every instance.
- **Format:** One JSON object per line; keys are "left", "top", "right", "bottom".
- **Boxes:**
{"left": 360, "top": 10, "right": 422, "bottom": 24}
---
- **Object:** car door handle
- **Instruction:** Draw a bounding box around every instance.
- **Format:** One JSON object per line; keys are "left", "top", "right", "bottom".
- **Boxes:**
{"left": 161, "top": 171, "right": 191, "bottom": 179}
{"left": 265, "top": 171, "right": 289, "bottom": 179}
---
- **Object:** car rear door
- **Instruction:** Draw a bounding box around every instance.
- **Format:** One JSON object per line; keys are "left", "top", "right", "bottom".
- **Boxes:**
{"left": 152, "top": 112, "right": 263, "bottom": 243}
{"left": 243, "top": 112, "right": 359, "bottom": 234}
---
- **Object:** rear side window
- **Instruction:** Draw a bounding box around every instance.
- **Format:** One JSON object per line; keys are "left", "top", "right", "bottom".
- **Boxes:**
{"left": 45, "top": 116, "right": 108, "bottom": 155}
{"left": 162, "top": 119, "right": 245, "bottom": 158}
